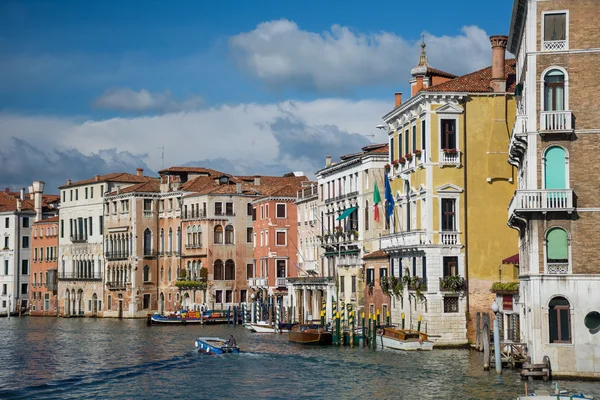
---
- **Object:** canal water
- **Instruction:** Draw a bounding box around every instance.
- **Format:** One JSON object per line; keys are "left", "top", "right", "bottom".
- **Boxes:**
{"left": 0, "top": 318, "right": 599, "bottom": 399}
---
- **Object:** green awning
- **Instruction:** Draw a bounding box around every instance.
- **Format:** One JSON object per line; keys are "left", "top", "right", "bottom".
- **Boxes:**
{"left": 336, "top": 206, "right": 357, "bottom": 221}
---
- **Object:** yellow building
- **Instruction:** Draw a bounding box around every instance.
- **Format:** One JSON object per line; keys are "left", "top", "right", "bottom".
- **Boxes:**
{"left": 379, "top": 36, "right": 518, "bottom": 345}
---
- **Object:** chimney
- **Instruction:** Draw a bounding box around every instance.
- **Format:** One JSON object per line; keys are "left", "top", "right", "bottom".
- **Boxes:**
{"left": 116, "top": 186, "right": 121, "bottom": 194}
{"left": 28, "top": 185, "right": 34, "bottom": 200}
{"left": 5, "top": 188, "right": 9, "bottom": 193}
{"left": 67, "top": 179, "right": 72, "bottom": 186}
{"left": 395, "top": 92, "right": 403, "bottom": 107}
{"left": 325, "top": 155, "right": 332, "bottom": 168}
{"left": 19, "top": 188, "right": 25, "bottom": 201}
{"left": 94, "top": 174, "right": 100, "bottom": 182}
{"left": 16, "top": 198, "right": 21, "bottom": 212}
{"left": 32, "top": 181, "right": 45, "bottom": 222}
{"left": 136, "top": 168, "right": 144, "bottom": 177}
{"left": 236, "top": 183, "right": 243, "bottom": 194}
{"left": 489, "top": 35, "right": 508, "bottom": 93}
{"left": 253, "top": 176, "right": 261, "bottom": 186}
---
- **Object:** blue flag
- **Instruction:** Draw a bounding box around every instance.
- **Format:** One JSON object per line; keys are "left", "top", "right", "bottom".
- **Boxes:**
{"left": 384, "top": 175, "right": 395, "bottom": 219}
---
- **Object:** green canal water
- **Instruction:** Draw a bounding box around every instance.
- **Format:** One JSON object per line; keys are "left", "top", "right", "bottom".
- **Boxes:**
{"left": 0, "top": 317, "right": 598, "bottom": 399}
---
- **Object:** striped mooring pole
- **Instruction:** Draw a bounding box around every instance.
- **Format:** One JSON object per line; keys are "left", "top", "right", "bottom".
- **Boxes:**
{"left": 362, "top": 312, "right": 366, "bottom": 348}
{"left": 256, "top": 300, "right": 260, "bottom": 323}
{"left": 275, "top": 303, "right": 281, "bottom": 334}
{"left": 372, "top": 314, "right": 377, "bottom": 349}
{"left": 349, "top": 310, "right": 355, "bottom": 348}
{"left": 386, "top": 309, "right": 391, "bottom": 326}
{"left": 401, "top": 312, "right": 405, "bottom": 330}
{"left": 321, "top": 301, "right": 326, "bottom": 326}
{"left": 242, "top": 303, "right": 246, "bottom": 326}
{"left": 417, "top": 315, "right": 422, "bottom": 332}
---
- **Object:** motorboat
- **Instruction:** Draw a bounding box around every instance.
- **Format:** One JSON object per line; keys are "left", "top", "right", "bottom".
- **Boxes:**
{"left": 246, "top": 321, "right": 297, "bottom": 333}
{"left": 288, "top": 324, "right": 332, "bottom": 345}
{"left": 194, "top": 337, "right": 240, "bottom": 354}
{"left": 378, "top": 327, "right": 434, "bottom": 351}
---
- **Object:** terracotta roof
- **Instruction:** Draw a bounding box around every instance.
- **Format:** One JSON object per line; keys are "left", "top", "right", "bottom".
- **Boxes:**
{"left": 422, "top": 59, "right": 517, "bottom": 93}
{"left": 106, "top": 179, "right": 161, "bottom": 196}
{"left": 33, "top": 216, "right": 59, "bottom": 224}
{"left": 182, "top": 175, "right": 308, "bottom": 198}
{"left": 426, "top": 67, "right": 458, "bottom": 79}
{"left": 363, "top": 249, "right": 389, "bottom": 260}
{"left": 158, "top": 166, "right": 225, "bottom": 177}
{"left": 0, "top": 192, "right": 33, "bottom": 213}
{"left": 58, "top": 172, "right": 155, "bottom": 189}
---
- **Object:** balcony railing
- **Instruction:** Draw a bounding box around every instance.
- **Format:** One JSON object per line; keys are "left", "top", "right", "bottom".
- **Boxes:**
{"left": 256, "top": 278, "right": 267, "bottom": 287}
{"left": 302, "top": 260, "right": 318, "bottom": 272}
{"left": 214, "top": 211, "right": 235, "bottom": 217}
{"left": 540, "top": 110, "right": 573, "bottom": 132}
{"left": 335, "top": 256, "right": 362, "bottom": 267}
{"left": 276, "top": 277, "right": 287, "bottom": 287}
{"left": 70, "top": 234, "right": 88, "bottom": 243}
{"left": 381, "top": 231, "right": 425, "bottom": 250}
{"left": 247, "top": 278, "right": 254, "bottom": 287}
{"left": 143, "top": 210, "right": 153, "bottom": 218}
{"left": 508, "top": 189, "right": 574, "bottom": 217}
{"left": 185, "top": 243, "right": 203, "bottom": 249}
{"left": 59, "top": 272, "right": 103, "bottom": 281}
{"left": 440, "top": 231, "right": 461, "bottom": 245}
{"left": 297, "top": 186, "right": 318, "bottom": 200}
{"left": 547, "top": 262, "right": 569, "bottom": 275}
{"left": 106, "top": 281, "right": 127, "bottom": 290}
{"left": 105, "top": 252, "right": 129, "bottom": 261}
{"left": 542, "top": 40, "right": 567, "bottom": 51}
{"left": 182, "top": 210, "right": 207, "bottom": 220}
{"left": 439, "top": 150, "right": 461, "bottom": 166}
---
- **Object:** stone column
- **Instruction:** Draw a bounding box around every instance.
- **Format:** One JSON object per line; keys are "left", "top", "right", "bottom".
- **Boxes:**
{"left": 303, "top": 287, "right": 308, "bottom": 323}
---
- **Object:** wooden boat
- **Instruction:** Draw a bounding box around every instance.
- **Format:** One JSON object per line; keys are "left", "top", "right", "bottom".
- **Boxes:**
{"left": 378, "top": 327, "right": 434, "bottom": 351}
{"left": 247, "top": 321, "right": 297, "bottom": 333}
{"left": 195, "top": 337, "right": 240, "bottom": 355}
{"left": 149, "top": 311, "right": 203, "bottom": 325}
{"left": 288, "top": 324, "right": 332, "bottom": 345}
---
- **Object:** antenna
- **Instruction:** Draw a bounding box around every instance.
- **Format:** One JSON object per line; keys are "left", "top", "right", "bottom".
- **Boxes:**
{"left": 159, "top": 146, "right": 165, "bottom": 170}
{"left": 362, "top": 133, "right": 375, "bottom": 143}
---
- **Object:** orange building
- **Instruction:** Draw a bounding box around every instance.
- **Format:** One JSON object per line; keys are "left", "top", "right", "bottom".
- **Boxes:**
{"left": 363, "top": 250, "right": 391, "bottom": 323}
{"left": 30, "top": 216, "right": 59, "bottom": 316}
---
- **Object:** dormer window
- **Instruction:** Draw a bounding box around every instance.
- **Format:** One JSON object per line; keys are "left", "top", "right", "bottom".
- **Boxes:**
{"left": 219, "top": 176, "right": 229, "bottom": 184}
{"left": 543, "top": 12, "right": 568, "bottom": 51}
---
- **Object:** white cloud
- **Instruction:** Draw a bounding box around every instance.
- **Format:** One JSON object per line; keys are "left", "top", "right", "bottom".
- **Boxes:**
{"left": 0, "top": 98, "right": 390, "bottom": 192}
{"left": 94, "top": 88, "right": 204, "bottom": 112}
{"left": 229, "top": 20, "right": 493, "bottom": 91}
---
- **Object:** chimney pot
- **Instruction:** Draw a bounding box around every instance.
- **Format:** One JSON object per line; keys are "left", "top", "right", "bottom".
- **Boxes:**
{"left": 236, "top": 183, "right": 243, "bottom": 194}
{"left": 94, "top": 175, "right": 100, "bottom": 182}
{"left": 20, "top": 188, "right": 25, "bottom": 201}
{"left": 67, "top": 179, "right": 72, "bottom": 186}
{"left": 28, "top": 186, "right": 34, "bottom": 200}
{"left": 395, "top": 92, "right": 403, "bottom": 107}
{"left": 136, "top": 168, "right": 144, "bottom": 177}
{"left": 253, "top": 176, "right": 261, "bottom": 186}
{"left": 325, "top": 155, "right": 332, "bottom": 168}
{"left": 489, "top": 35, "right": 508, "bottom": 93}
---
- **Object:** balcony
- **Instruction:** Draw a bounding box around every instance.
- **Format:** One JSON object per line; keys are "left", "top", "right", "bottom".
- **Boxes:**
{"left": 542, "top": 40, "right": 567, "bottom": 52}
{"left": 143, "top": 250, "right": 157, "bottom": 259}
{"left": 439, "top": 150, "right": 461, "bottom": 167}
{"left": 439, "top": 231, "right": 461, "bottom": 245}
{"left": 185, "top": 243, "right": 203, "bottom": 249}
{"left": 297, "top": 185, "right": 318, "bottom": 201}
{"left": 540, "top": 110, "right": 573, "bottom": 134}
{"left": 276, "top": 277, "right": 287, "bottom": 287}
{"left": 508, "top": 189, "right": 574, "bottom": 223}
{"left": 182, "top": 210, "right": 207, "bottom": 220}
{"left": 547, "top": 262, "right": 569, "bottom": 275}
{"left": 105, "top": 252, "right": 129, "bottom": 261}
{"left": 106, "top": 281, "right": 127, "bottom": 291}
{"left": 70, "top": 234, "right": 88, "bottom": 243}
{"left": 59, "top": 272, "right": 103, "bottom": 281}
{"left": 381, "top": 231, "right": 425, "bottom": 251}
{"left": 247, "top": 278, "right": 254, "bottom": 287}
{"left": 335, "top": 255, "right": 362, "bottom": 268}
{"left": 255, "top": 278, "right": 267, "bottom": 287}
{"left": 143, "top": 210, "right": 153, "bottom": 218}
{"left": 214, "top": 211, "right": 235, "bottom": 217}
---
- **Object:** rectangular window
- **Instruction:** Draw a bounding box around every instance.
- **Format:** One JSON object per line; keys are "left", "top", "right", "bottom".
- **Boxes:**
{"left": 3, "top": 260, "right": 8, "bottom": 275}
{"left": 4, "top": 217, "right": 8, "bottom": 228}
{"left": 404, "top": 129, "right": 409, "bottom": 155}
{"left": 215, "top": 290, "right": 223, "bottom": 304}
{"left": 421, "top": 120, "right": 426, "bottom": 150}
{"left": 549, "top": 304, "right": 571, "bottom": 343}
{"left": 215, "top": 202, "right": 223, "bottom": 215}
{"left": 276, "top": 204, "right": 286, "bottom": 218}
{"left": 34, "top": 248, "right": 38, "bottom": 261}
{"left": 225, "top": 202, "right": 234, "bottom": 216}
{"left": 44, "top": 293, "right": 50, "bottom": 310}
{"left": 143, "top": 294, "right": 151, "bottom": 309}
{"left": 4, "top": 236, "right": 8, "bottom": 249}
{"left": 21, "top": 283, "right": 28, "bottom": 295}
{"left": 441, "top": 119, "right": 457, "bottom": 150}
{"left": 99, "top": 216, "right": 103, "bottom": 235}
{"left": 89, "top": 217, "right": 93, "bottom": 236}
{"left": 443, "top": 257, "right": 458, "bottom": 277}
{"left": 412, "top": 125, "right": 417, "bottom": 153}
{"left": 351, "top": 275, "right": 356, "bottom": 293}
{"left": 390, "top": 137, "right": 395, "bottom": 162}
{"left": 247, "top": 203, "right": 253, "bottom": 216}
{"left": 276, "top": 260, "right": 286, "bottom": 278}
{"left": 240, "top": 289, "right": 247, "bottom": 303}
{"left": 75, "top": 189, "right": 78, "bottom": 201}
{"left": 70, "top": 190, "right": 73, "bottom": 201}
{"left": 422, "top": 256, "right": 427, "bottom": 284}
{"left": 143, "top": 199, "right": 152, "bottom": 211}
{"left": 85, "top": 187, "right": 88, "bottom": 199}
{"left": 276, "top": 231, "right": 286, "bottom": 246}
{"left": 226, "top": 290, "right": 233, "bottom": 303}
{"left": 22, "top": 217, "right": 29, "bottom": 228}
{"left": 40, "top": 247, "right": 44, "bottom": 260}
{"left": 2, "top": 284, "right": 6, "bottom": 295}
{"left": 544, "top": 13, "right": 566, "bottom": 42}
{"left": 379, "top": 267, "right": 388, "bottom": 285}
{"left": 21, "top": 260, "right": 29, "bottom": 275}
{"left": 62, "top": 191, "right": 66, "bottom": 203}
{"left": 265, "top": 204, "right": 269, "bottom": 218}
{"left": 441, "top": 198, "right": 456, "bottom": 231}
{"left": 60, "top": 220, "right": 64, "bottom": 238}
{"left": 246, "top": 264, "right": 253, "bottom": 279}
{"left": 22, "top": 236, "right": 30, "bottom": 249}
{"left": 246, "top": 227, "right": 253, "bottom": 243}
{"left": 412, "top": 257, "right": 417, "bottom": 277}
{"left": 366, "top": 268, "right": 375, "bottom": 285}
{"left": 340, "top": 276, "right": 345, "bottom": 294}
{"left": 100, "top": 185, "right": 104, "bottom": 197}
{"left": 91, "top": 186, "right": 94, "bottom": 198}
{"left": 252, "top": 207, "right": 256, "bottom": 221}
{"left": 444, "top": 297, "right": 459, "bottom": 313}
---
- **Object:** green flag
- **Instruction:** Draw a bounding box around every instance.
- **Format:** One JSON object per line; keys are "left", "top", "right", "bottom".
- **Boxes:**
{"left": 373, "top": 181, "right": 381, "bottom": 222}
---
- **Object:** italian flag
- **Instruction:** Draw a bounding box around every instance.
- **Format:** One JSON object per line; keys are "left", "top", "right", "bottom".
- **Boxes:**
{"left": 373, "top": 181, "right": 381, "bottom": 222}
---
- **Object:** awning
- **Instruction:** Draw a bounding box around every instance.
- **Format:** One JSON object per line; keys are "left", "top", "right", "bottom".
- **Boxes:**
{"left": 502, "top": 253, "right": 519, "bottom": 265}
{"left": 336, "top": 206, "right": 357, "bottom": 221}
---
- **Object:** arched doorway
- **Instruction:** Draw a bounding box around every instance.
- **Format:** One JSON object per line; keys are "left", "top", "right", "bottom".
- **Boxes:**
{"left": 65, "top": 290, "right": 71, "bottom": 315}
{"left": 159, "top": 292, "right": 165, "bottom": 315}
{"left": 183, "top": 293, "right": 190, "bottom": 310}
{"left": 92, "top": 293, "right": 98, "bottom": 315}
{"left": 77, "top": 289, "right": 84, "bottom": 316}
{"left": 118, "top": 294, "right": 123, "bottom": 318}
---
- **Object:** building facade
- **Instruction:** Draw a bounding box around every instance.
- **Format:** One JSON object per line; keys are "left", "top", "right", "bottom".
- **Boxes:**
{"left": 30, "top": 216, "right": 59, "bottom": 316}
{"left": 380, "top": 39, "right": 518, "bottom": 345}
{"left": 508, "top": 0, "right": 600, "bottom": 377}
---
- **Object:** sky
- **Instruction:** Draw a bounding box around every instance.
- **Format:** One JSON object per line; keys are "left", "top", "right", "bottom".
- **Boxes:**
{"left": 0, "top": 0, "right": 514, "bottom": 192}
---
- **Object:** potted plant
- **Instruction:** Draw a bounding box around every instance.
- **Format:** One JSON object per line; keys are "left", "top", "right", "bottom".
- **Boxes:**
{"left": 405, "top": 153, "right": 413, "bottom": 161}
{"left": 414, "top": 149, "right": 422, "bottom": 158}
{"left": 391, "top": 160, "right": 399, "bottom": 169}
{"left": 491, "top": 281, "right": 519, "bottom": 295}
{"left": 399, "top": 156, "right": 407, "bottom": 164}
{"left": 439, "top": 276, "right": 466, "bottom": 293}
{"left": 384, "top": 163, "right": 391, "bottom": 173}
{"left": 334, "top": 226, "right": 344, "bottom": 241}
{"left": 443, "top": 148, "right": 458, "bottom": 154}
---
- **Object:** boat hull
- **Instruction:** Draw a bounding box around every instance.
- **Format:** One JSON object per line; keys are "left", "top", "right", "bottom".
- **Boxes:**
{"left": 150, "top": 315, "right": 202, "bottom": 324}
{"left": 379, "top": 334, "right": 434, "bottom": 351}
{"left": 247, "top": 322, "right": 296, "bottom": 333}
{"left": 195, "top": 337, "right": 240, "bottom": 355}
{"left": 288, "top": 325, "right": 332, "bottom": 345}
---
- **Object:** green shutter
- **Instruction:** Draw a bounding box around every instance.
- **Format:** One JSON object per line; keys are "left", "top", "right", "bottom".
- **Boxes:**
{"left": 544, "top": 147, "right": 566, "bottom": 189}
{"left": 547, "top": 228, "right": 568, "bottom": 261}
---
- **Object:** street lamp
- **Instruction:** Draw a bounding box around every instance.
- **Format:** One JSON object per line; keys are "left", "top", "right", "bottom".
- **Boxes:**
{"left": 491, "top": 300, "right": 502, "bottom": 373}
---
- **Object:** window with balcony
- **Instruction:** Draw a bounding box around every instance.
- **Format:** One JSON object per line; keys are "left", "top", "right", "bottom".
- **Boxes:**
{"left": 225, "top": 259, "right": 235, "bottom": 280}
{"left": 544, "top": 146, "right": 567, "bottom": 190}
{"left": 412, "top": 125, "right": 417, "bottom": 153}
{"left": 379, "top": 267, "right": 388, "bottom": 286}
{"left": 549, "top": 296, "right": 571, "bottom": 343}
{"left": 543, "top": 12, "right": 567, "bottom": 51}
{"left": 544, "top": 70, "right": 565, "bottom": 112}
{"left": 443, "top": 257, "right": 458, "bottom": 277}
{"left": 143, "top": 229, "right": 152, "bottom": 256}
{"left": 276, "top": 260, "right": 286, "bottom": 278}
{"left": 440, "top": 119, "right": 457, "bottom": 150}
{"left": 441, "top": 199, "right": 456, "bottom": 231}
{"left": 214, "top": 225, "right": 223, "bottom": 244}
{"left": 224, "top": 225, "right": 234, "bottom": 244}
{"left": 546, "top": 227, "right": 569, "bottom": 274}
{"left": 390, "top": 137, "right": 394, "bottom": 162}
{"left": 214, "top": 259, "right": 224, "bottom": 280}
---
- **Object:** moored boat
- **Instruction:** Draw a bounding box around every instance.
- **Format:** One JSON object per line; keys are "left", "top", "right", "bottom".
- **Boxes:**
{"left": 149, "top": 311, "right": 203, "bottom": 325}
{"left": 194, "top": 337, "right": 240, "bottom": 354}
{"left": 247, "top": 321, "right": 297, "bottom": 333}
{"left": 378, "top": 327, "right": 433, "bottom": 351}
{"left": 288, "top": 324, "right": 332, "bottom": 345}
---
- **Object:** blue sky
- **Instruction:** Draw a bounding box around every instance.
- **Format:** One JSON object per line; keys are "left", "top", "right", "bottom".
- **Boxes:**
{"left": 0, "top": 0, "right": 513, "bottom": 191}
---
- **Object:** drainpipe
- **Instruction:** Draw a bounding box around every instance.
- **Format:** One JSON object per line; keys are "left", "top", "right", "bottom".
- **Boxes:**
{"left": 16, "top": 209, "right": 21, "bottom": 315}
{"left": 155, "top": 196, "right": 159, "bottom": 312}
{"left": 463, "top": 101, "right": 470, "bottom": 316}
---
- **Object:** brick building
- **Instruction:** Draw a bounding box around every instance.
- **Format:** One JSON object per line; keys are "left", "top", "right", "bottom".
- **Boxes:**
{"left": 508, "top": 0, "right": 600, "bottom": 377}
{"left": 30, "top": 216, "right": 59, "bottom": 316}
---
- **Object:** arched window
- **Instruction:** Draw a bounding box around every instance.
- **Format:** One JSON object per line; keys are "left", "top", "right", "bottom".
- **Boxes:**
{"left": 160, "top": 229, "right": 165, "bottom": 253}
{"left": 186, "top": 226, "right": 192, "bottom": 246}
{"left": 168, "top": 228, "right": 173, "bottom": 252}
{"left": 143, "top": 265, "right": 151, "bottom": 282}
{"left": 225, "top": 225, "right": 234, "bottom": 244}
{"left": 546, "top": 227, "right": 569, "bottom": 274}
{"left": 549, "top": 296, "right": 571, "bottom": 343}
{"left": 225, "top": 259, "right": 235, "bottom": 280}
{"left": 160, "top": 267, "right": 164, "bottom": 282}
{"left": 192, "top": 261, "right": 197, "bottom": 279}
{"left": 214, "top": 259, "right": 224, "bottom": 280}
{"left": 198, "top": 226, "right": 202, "bottom": 246}
{"left": 544, "top": 69, "right": 565, "bottom": 111}
{"left": 544, "top": 146, "right": 567, "bottom": 189}
{"left": 214, "top": 225, "right": 223, "bottom": 244}
{"left": 143, "top": 229, "right": 152, "bottom": 256}
{"left": 176, "top": 227, "right": 181, "bottom": 253}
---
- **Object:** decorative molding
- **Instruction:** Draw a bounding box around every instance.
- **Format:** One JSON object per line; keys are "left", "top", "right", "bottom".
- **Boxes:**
{"left": 436, "top": 183, "right": 464, "bottom": 193}
{"left": 434, "top": 103, "right": 464, "bottom": 115}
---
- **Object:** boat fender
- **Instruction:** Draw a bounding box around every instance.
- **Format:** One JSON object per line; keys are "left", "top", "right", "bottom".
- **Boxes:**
{"left": 418, "top": 338, "right": 423, "bottom": 345}
{"left": 195, "top": 341, "right": 199, "bottom": 348}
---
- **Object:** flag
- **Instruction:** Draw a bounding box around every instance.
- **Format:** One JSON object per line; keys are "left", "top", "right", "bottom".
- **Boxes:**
{"left": 373, "top": 181, "right": 381, "bottom": 222}
{"left": 384, "top": 175, "right": 395, "bottom": 219}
